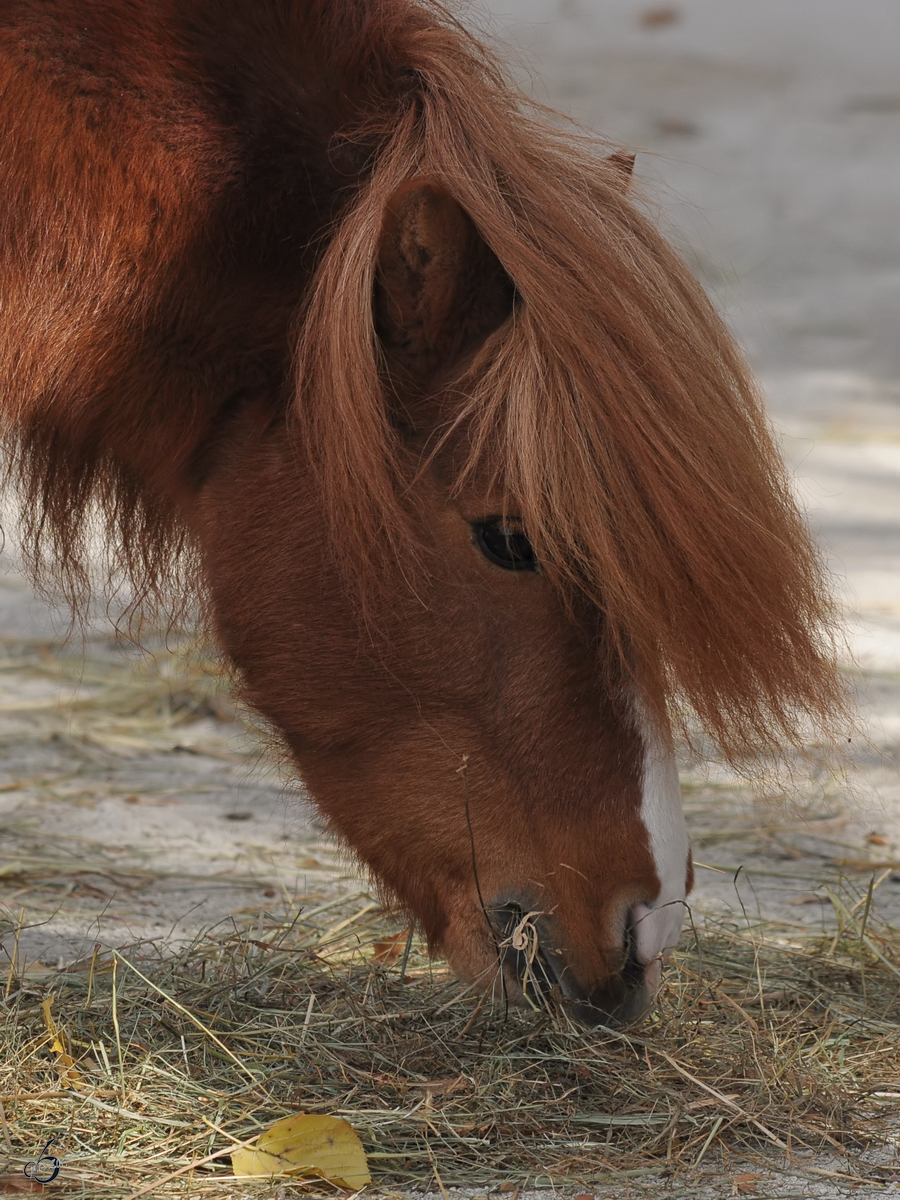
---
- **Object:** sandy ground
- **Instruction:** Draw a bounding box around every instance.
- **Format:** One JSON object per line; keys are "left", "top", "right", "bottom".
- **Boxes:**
{"left": 1, "top": 0, "right": 900, "bottom": 1195}
{"left": 0, "top": 579, "right": 365, "bottom": 972}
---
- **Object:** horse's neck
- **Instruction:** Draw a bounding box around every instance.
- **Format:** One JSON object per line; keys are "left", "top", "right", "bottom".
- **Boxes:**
{"left": 0, "top": 0, "right": 352, "bottom": 506}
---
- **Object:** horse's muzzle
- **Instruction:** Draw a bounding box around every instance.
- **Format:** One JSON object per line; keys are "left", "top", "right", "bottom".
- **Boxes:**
{"left": 489, "top": 898, "right": 653, "bottom": 1027}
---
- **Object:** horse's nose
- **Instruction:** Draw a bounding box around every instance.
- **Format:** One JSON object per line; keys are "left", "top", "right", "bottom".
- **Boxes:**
{"left": 489, "top": 898, "right": 655, "bottom": 1027}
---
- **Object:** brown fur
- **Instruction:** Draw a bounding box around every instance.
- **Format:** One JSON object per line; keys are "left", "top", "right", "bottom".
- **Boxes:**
{"left": 0, "top": 0, "right": 846, "bottom": 1019}
{"left": 292, "top": 14, "right": 846, "bottom": 760}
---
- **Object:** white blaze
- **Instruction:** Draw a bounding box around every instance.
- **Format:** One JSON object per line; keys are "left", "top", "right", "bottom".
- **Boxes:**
{"left": 632, "top": 703, "right": 690, "bottom": 991}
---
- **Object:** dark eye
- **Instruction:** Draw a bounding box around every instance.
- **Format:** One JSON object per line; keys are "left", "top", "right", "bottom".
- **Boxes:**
{"left": 472, "top": 519, "right": 538, "bottom": 571}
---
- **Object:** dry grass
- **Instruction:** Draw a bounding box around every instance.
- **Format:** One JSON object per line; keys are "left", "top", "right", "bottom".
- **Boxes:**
{"left": 1, "top": 633, "right": 900, "bottom": 1196}
{"left": 0, "top": 626, "right": 237, "bottom": 750}
{"left": 2, "top": 886, "right": 900, "bottom": 1196}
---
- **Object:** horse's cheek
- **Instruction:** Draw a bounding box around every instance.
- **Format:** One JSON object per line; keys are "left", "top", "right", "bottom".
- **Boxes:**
{"left": 192, "top": 451, "right": 356, "bottom": 726}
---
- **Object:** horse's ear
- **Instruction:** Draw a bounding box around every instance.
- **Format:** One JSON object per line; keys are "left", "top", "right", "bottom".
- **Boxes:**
{"left": 374, "top": 180, "right": 514, "bottom": 388}
{"left": 606, "top": 151, "right": 636, "bottom": 185}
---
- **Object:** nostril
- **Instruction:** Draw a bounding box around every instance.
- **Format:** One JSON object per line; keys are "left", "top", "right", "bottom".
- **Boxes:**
{"left": 490, "top": 901, "right": 559, "bottom": 1004}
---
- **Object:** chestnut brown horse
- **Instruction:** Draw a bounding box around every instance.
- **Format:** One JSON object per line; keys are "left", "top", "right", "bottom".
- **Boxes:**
{"left": 0, "top": 0, "right": 843, "bottom": 1024}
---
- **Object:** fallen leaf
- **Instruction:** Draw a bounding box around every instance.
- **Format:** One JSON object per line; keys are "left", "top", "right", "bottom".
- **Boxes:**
{"left": 231, "top": 1113, "right": 370, "bottom": 1187}
{"left": 17, "top": 963, "right": 54, "bottom": 979}
{"left": 655, "top": 116, "right": 699, "bottom": 136}
{"left": 731, "top": 1174, "right": 765, "bottom": 1196}
{"left": 639, "top": 6, "right": 679, "bottom": 27}
{"left": 373, "top": 930, "right": 410, "bottom": 964}
{"left": 40, "top": 997, "right": 83, "bottom": 1087}
{"left": 867, "top": 833, "right": 890, "bottom": 846}
{"left": 0, "top": 1177, "right": 45, "bottom": 1194}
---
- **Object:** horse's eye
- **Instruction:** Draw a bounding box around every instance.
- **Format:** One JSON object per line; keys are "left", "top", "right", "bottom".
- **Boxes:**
{"left": 472, "top": 520, "right": 538, "bottom": 571}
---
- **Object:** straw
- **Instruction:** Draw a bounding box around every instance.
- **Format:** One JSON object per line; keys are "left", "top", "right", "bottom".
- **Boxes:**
{"left": 2, "top": 629, "right": 899, "bottom": 1194}
{"left": 2, "top": 873, "right": 900, "bottom": 1195}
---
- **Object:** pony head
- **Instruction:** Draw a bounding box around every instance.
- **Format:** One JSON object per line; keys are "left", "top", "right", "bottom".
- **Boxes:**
{"left": 197, "top": 134, "right": 841, "bottom": 1020}
{"left": 2, "top": 0, "right": 845, "bottom": 1023}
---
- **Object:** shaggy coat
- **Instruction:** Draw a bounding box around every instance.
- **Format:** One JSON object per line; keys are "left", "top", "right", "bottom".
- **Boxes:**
{"left": 0, "top": 0, "right": 844, "bottom": 1022}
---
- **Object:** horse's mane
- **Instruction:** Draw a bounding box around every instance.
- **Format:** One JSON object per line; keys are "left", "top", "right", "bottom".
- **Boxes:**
{"left": 1, "top": 0, "right": 846, "bottom": 762}
{"left": 294, "top": 0, "right": 847, "bottom": 762}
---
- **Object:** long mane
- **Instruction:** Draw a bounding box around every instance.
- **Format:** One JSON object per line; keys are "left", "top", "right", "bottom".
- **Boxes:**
{"left": 295, "top": 0, "right": 847, "bottom": 761}
{"left": 0, "top": 0, "right": 846, "bottom": 763}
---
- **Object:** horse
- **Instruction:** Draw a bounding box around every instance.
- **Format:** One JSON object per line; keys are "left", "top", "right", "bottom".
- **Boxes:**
{"left": 0, "top": 0, "right": 844, "bottom": 1026}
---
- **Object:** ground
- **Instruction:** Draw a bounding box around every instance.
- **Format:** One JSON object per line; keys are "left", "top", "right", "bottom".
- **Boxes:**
{"left": 1, "top": 1, "right": 899, "bottom": 1197}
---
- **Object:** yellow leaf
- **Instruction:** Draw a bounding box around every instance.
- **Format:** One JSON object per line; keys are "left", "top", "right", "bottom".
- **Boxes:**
{"left": 231, "top": 1113, "right": 371, "bottom": 1187}
{"left": 41, "top": 995, "right": 56, "bottom": 1036}
{"left": 41, "top": 996, "right": 83, "bottom": 1087}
